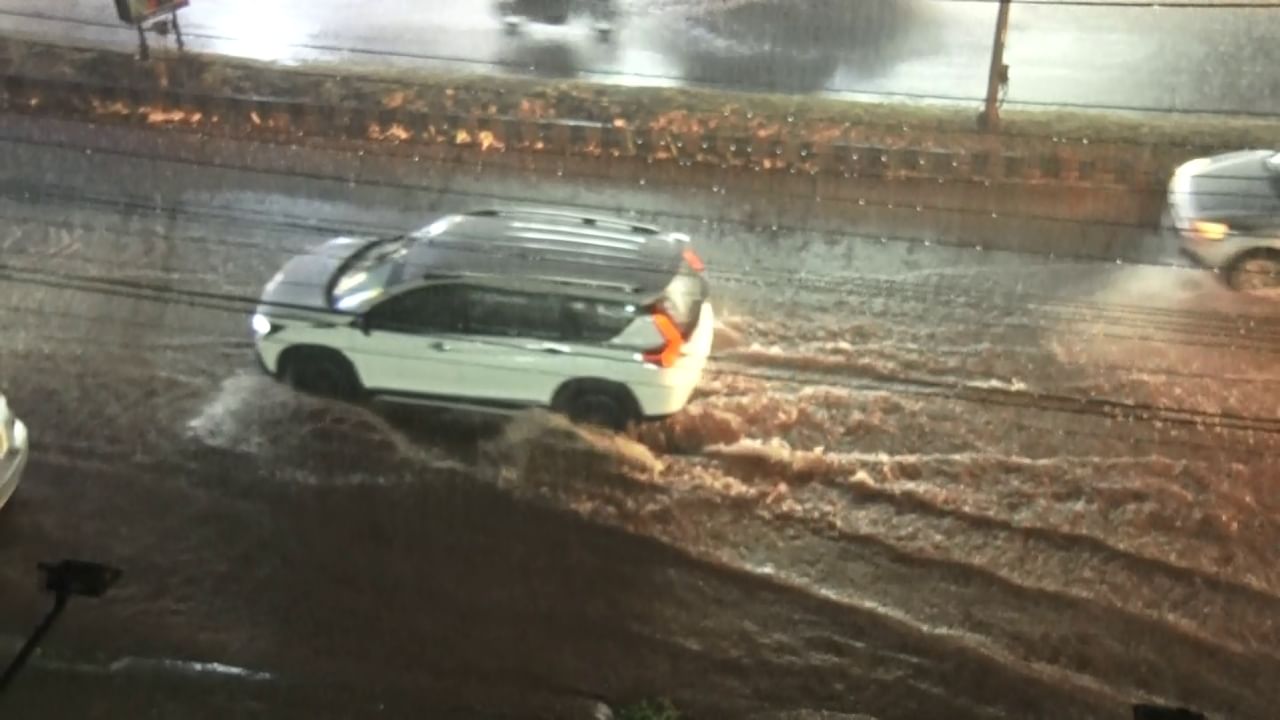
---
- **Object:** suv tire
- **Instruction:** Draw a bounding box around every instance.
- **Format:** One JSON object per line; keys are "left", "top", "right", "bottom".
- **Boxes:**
{"left": 281, "top": 347, "right": 362, "bottom": 401}
{"left": 553, "top": 380, "right": 639, "bottom": 431}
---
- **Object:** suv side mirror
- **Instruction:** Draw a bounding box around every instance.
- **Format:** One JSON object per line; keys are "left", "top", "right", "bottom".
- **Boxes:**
{"left": 353, "top": 314, "right": 370, "bottom": 335}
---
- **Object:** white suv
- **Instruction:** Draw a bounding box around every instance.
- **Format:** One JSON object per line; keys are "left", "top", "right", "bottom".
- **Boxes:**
{"left": 252, "top": 207, "right": 714, "bottom": 429}
{"left": 1, "top": 394, "right": 29, "bottom": 511}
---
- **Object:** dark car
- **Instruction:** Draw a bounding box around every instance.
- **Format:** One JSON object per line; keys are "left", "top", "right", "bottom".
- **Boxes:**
{"left": 1166, "top": 149, "right": 1280, "bottom": 291}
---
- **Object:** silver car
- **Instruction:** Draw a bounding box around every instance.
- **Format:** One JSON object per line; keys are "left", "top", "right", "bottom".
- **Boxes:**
{"left": 1167, "top": 149, "right": 1280, "bottom": 291}
{"left": 0, "top": 394, "right": 29, "bottom": 511}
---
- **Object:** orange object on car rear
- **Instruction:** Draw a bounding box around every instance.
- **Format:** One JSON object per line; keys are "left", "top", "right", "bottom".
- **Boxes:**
{"left": 682, "top": 247, "right": 705, "bottom": 272}
{"left": 642, "top": 309, "right": 685, "bottom": 368}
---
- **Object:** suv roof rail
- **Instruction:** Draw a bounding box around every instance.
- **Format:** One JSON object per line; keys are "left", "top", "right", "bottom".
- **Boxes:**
{"left": 466, "top": 207, "right": 661, "bottom": 235}
{"left": 417, "top": 269, "right": 642, "bottom": 294}
{"left": 530, "top": 275, "right": 640, "bottom": 293}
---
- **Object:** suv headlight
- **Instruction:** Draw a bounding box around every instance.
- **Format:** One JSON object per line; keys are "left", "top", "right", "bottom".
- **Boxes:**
{"left": 251, "top": 313, "right": 274, "bottom": 336}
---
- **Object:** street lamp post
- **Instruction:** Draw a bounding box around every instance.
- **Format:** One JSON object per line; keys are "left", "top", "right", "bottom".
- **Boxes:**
{"left": 979, "top": 0, "right": 1012, "bottom": 132}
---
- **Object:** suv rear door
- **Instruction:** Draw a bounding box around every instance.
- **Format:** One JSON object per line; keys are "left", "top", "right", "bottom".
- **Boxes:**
{"left": 445, "top": 286, "right": 569, "bottom": 408}
{"left": 447, "top": 287, "right": 640, "bottom": 409}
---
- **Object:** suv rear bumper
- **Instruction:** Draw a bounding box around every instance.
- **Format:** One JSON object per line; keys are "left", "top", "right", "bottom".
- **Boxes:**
{"left": 631, "top": 303, "right": 715, "bottom": 417}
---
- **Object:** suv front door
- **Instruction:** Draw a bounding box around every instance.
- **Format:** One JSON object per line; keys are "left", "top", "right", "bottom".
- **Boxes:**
{"left": 348, "top": 283, "right": 468, "bottom": 400}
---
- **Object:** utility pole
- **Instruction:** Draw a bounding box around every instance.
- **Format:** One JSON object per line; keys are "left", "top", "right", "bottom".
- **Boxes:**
{"left": 979, "top": 0, "right": 1012, "bottom": 132}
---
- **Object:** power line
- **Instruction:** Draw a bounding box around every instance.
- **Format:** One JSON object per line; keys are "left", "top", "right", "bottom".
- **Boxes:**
{"left": 0, "top": 291, "right": 1263, "bottom": 462}
{"left": 7, "top": 181, "right": 1280, "bottom": 354}
{"left": 1, "top": 262, "right": 1272, "bottom": 475}
{"left": 2, "top": 260, "right": 1278, "bottom": 437}
{"left": 5, "top": 113, "right": 1279, "bottom": 336}
{"left": 5, "top": 170, "right": 1274, "bottom": 445}
{"left": 4, "top": 148, "right": 1280, "bottom": 343}
{"left": 0, "top": 308, "right": 1239, "bottom": 453}
{"left": 4, "top": 49, "right": 1264, "bottom": 155}
{"left": 1, "top": 118, "right": 1266, "bottom": 267}
{"left": 10, "top": 224, "right": 1278, "bottom": 369}
{"left": 0, "top": 337, "right": 1241, "bottom": 459}
{"left": 5, "top": 19, "right": 1276, "bottom": 168}
{"left": 4, "top": 132, "right": 1265, "bottom": 311}
{"left": 3, "top": 9, "right": 1279, "bottom": 118}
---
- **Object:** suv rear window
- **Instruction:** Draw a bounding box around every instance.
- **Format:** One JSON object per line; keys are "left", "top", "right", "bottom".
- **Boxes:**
{"left": 563, "top": 298, "right": 635, "bottom": 342}
{"left": 464, "top": 287, "right": 635, "bottom": 342}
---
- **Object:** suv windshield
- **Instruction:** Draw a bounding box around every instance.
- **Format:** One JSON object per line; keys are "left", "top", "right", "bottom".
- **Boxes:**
{"left": 330, "top": 237, "right": 413, "bottom": 311}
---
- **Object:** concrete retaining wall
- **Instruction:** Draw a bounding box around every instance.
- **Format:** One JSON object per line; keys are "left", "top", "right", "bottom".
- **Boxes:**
{"left": 0, "top": 70, "right": 1183, "bottom": 261}
{"left": 6, "top": 35, "right": 1265, "bottom": 262}
{"left": 0, "top": 71, "right": 1185, "bottom": 194}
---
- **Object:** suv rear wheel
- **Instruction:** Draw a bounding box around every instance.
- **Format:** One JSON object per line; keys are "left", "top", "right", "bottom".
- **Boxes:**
{"left": 552, "top": 380, "right": 639, "bottom": 431}
{"left": 1227, "top": 250, "right": 1280, "bottom": 292}
{"left": 281, "top": 348, "right": 362, "bottom": 401}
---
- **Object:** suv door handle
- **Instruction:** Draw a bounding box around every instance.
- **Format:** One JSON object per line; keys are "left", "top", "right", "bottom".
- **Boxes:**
{"left": 430, "top": 340, "right": 450, "bottom": 351}
{"left": 525, "top": 342, "right": 570, "bottom": 354}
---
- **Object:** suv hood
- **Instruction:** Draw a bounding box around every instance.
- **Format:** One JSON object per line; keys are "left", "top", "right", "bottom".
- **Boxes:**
{"left": 258, "top": 236, "right": 374, "bottom": 318}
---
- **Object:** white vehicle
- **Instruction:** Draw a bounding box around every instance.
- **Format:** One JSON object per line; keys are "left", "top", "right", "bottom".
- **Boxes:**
{"left": 0, "top": 394, "right": 29, "bottom": 511}
{"left": 252, "top": 207, "right": 714, "bottom": 429}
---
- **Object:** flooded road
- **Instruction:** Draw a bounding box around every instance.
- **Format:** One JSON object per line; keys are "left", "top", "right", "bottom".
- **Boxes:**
{"left": 0, "top": 0, "right": 1278, "bottom": 114}
{"left": 0, "top": 116, "right": 1279, "bottom": 718}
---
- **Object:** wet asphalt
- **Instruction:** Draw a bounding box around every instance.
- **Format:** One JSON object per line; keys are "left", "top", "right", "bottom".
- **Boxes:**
{"left": 0, "top": 114, "right": 1278, "bottom": 718}
{"left": 0, "top": 0, "right": 1277, "bottom": 114}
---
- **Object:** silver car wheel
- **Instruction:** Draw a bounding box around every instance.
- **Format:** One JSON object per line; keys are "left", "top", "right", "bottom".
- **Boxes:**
{"left": 1231, "top": 255, "right": 1280, "bottom": 292}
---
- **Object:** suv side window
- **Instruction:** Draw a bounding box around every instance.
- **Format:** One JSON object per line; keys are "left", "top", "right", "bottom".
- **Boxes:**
{"left": 563, "top": 298, "right": 634, "bottom": 342}
{"left": 365, "top": 284, "right": 466, "bottom": 334}
{"left": 467, "top": 288, "right": 562, "bottom": 340}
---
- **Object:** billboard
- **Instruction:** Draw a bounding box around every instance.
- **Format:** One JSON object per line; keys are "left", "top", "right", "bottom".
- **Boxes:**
{"left": 114, "top": 0, "right": 189, "bottom": 25}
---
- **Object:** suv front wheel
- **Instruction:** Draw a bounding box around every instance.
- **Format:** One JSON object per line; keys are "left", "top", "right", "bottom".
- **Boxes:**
{"left": 280, "top": 347, "right": 363, "bottom": 401}
{"left": 552, "top": 380, "right": 639, "bottom": 431}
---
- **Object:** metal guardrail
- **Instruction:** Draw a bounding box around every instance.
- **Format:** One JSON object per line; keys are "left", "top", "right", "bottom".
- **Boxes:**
{"left": 0, "top": 72, "right": 1197, "bottom": 192}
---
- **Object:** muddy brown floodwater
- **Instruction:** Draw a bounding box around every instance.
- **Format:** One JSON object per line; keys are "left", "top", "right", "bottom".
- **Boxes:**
{"left": 0, "top": 117, "right": 1278, "bottom": 719}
